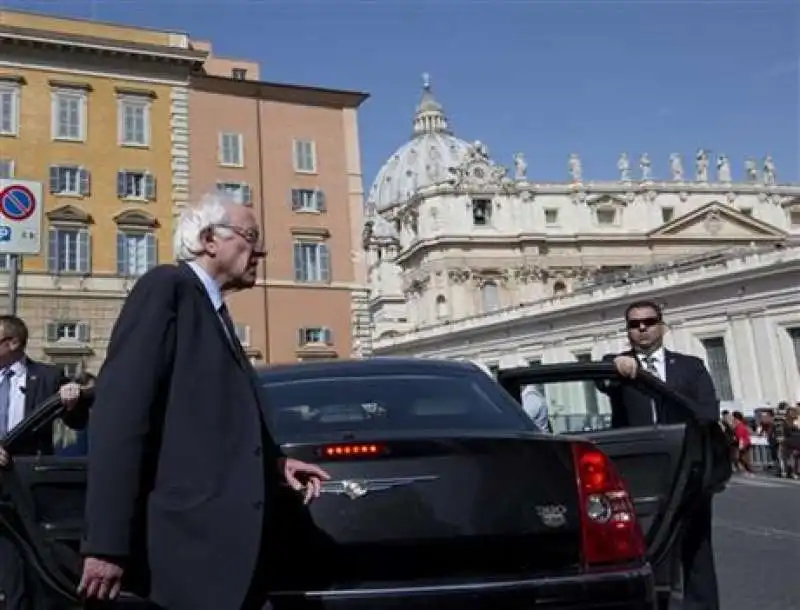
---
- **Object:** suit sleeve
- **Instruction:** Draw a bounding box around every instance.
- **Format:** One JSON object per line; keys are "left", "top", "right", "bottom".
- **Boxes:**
{"left": 82, "top": 267, "right": 178, "bottom": 560}
{"left": 689, "top": 357, "right": 720, "bottom": 424}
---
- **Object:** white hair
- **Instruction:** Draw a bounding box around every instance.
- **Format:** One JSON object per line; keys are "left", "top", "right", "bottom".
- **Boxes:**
{"left": 174, "top": 193, "right": 238, "bottom": 261}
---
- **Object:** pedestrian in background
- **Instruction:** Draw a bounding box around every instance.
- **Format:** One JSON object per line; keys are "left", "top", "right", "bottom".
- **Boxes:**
{"left": 732, "top": 411, "right": 754, "bottom": 476}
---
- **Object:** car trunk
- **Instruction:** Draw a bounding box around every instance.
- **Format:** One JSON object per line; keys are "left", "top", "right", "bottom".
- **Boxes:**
{"left": 268, "top": 432, "right": 582, "bottom": 590}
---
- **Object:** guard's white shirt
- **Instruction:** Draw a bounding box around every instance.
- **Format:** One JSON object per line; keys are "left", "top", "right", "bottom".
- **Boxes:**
{"left": 3, "top": 359, "right": 28, "bottom": 432}
{"left": 637, "top": 347, "right": 666, "bottom": 381}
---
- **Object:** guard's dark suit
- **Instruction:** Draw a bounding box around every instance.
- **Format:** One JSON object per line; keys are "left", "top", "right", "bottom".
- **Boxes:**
{"left": 83, "top": 263, "right": 285, "bottom": 610}
{"left": 0, "top": 359, "right": 88, "bottom": 610}
{"left": 600, "top": 349, "right": 720, "bottom": 610}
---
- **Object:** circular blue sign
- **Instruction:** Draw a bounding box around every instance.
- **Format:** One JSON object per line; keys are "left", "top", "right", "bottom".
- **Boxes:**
{"left": 0, "top": 185, "right": 36, "bottom": 221}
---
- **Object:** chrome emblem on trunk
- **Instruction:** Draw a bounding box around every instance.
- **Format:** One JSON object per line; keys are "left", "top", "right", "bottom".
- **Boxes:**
{"left": 535, "top": 504, "right": 567, "bottom": 528}
{"left": 320, "top": 476, "right": 439, "bottom": 500}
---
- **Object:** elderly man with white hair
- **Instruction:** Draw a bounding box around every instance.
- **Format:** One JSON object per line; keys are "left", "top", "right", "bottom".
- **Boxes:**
{"left": 79, "top": 193, "right": 329, "bottom": 610}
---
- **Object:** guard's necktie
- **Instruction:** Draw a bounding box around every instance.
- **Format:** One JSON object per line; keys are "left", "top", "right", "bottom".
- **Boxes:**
{"left": 0, "top": 368, "right": 14, "bottom": 438}
{"left": 644, "top": 356, "right": 660, "bottom": 379}
{"left": 643, "top": 357, "right": 660, "bottom": 424}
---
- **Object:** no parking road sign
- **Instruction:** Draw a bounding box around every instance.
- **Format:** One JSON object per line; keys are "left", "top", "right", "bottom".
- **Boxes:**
{"left": 0, "top": 180, "right": 43, "bottom": 255}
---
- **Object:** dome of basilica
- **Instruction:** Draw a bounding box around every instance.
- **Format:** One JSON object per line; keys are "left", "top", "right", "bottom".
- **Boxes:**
{"left": 366, "top": 75, "right": 471, "bottom": 213}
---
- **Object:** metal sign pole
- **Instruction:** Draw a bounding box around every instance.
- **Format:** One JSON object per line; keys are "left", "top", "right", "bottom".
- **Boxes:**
{"left": 8, "top": 253, "right": 18, "bottom": 315}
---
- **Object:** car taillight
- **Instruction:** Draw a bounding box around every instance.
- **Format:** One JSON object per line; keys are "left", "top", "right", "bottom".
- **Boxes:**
{"left": 572, "top": 442, "right": 646, "bottom": 568}
{"left": 319, "top": 443, "right": 386, "bottom": 459}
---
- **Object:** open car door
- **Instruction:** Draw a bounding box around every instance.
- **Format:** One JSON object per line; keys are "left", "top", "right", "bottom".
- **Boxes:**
{"left": 0, "top": 391, "right": 151, "bottom": 608}
{"left": 497, "top": 361, "right": 727, "bottom": 598}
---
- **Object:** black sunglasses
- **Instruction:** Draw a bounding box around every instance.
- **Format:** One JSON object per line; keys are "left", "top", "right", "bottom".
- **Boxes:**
{"left": 626, "top": 317, "right": 661, "bottom": 330}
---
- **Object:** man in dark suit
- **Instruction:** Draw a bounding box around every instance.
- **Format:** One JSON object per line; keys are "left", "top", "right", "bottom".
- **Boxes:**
{"left": 0, "top": 314, "right": 87, "bottom": 610}
{"left": 600, "top": 299, "right": 720, "bottom": 610}
{"left": 79, "top": 194, "right": 329, "bottom": 610}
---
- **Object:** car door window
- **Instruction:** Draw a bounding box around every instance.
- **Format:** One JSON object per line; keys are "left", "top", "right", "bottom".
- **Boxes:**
{"left": 535, "top": 380, "right": 614, "bottom": 433}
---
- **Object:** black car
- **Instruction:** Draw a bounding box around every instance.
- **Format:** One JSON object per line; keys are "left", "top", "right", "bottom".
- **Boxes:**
{"left": 0, "top": 358, "right": 728, "bottom": 610}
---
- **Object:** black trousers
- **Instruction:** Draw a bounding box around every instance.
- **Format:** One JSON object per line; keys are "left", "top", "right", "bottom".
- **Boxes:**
{"left": 681, "top": 497, "right": 719, "bottom": 610}
{"left": 0, "top": 534, "right": 29, "bottom": 610}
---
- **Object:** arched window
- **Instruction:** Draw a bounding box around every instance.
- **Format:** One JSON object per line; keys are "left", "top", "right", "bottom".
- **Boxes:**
{"left": 553, "top": 280, "right": 567, "bottom": 295}
{"left": 435, "top": 295, "right": 448, "bottom": 320}
{"left": 481, "top": 281, "right": 500, "bottom": 312}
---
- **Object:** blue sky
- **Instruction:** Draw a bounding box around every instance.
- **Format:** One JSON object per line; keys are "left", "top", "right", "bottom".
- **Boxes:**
{"left": 5, "top": 0, "right": 798, "bottom": 186}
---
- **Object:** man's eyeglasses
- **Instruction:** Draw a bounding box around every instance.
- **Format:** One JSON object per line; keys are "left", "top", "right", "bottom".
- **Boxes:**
{"left": 626, "top": 317, "right": 661, "bottom": 330}
{"left": 211, "top": 224, "right": 262, "bottom": 247}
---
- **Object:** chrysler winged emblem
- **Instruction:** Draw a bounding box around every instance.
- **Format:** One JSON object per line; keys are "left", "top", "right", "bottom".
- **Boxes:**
{"left": 320, "top": 475, "right": 439, "bottom": 500}
{"left": 535, "top": 504, "right": 568, "bottom": 528}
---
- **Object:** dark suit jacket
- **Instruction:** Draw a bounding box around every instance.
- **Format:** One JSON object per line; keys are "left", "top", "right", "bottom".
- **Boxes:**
{"left": 83, "top": 263, "right": 285, "bottom": 610}
{"left": 600, "top": 349, "right": 719, "bottom": 427}
{"left": 15, "top": 359, "right": 88, "bottom": 455}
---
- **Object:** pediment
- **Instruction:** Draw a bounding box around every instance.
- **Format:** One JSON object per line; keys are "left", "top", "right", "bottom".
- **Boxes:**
{"left": 648, "top": 201, "right": 786, "bottom": 240}
{"left": 112, "top": 209, "right": 159, "bottom": 228}
{"left": 46, "top": 204, "right": 91, "bottom": 224}
{"left": 586, "top": 194, "right": 627, "bottom": 207}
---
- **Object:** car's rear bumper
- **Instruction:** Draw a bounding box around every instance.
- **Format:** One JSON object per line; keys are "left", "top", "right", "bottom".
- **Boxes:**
{"left": 269, "top": 563, "right": 656, "bottom": 610}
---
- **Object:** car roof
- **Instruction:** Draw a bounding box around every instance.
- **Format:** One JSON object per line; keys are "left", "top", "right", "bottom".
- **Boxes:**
{"left": 256, "top": 357, "right": 481, "bottom": 382}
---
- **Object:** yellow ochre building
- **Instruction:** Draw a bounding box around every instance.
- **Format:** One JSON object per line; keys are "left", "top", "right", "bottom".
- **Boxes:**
{"left": 0, "top": 9, "right": 205, "bottom": 375}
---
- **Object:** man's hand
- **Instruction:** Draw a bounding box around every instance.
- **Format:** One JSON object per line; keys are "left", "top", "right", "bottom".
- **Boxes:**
{"left": 613, "top": 355, "right": 639, "bottom": 379}
{"left": 0, "top": 445, "right": 9, "bottom": 468}
{"left": 59, "top": 382, "right": 81, "bottom": 410}
{"left": 281, "top": 458, "right": 330, "bottom": 504}
{"left": 78, "top": 556, "right": 124, "bottom": 601}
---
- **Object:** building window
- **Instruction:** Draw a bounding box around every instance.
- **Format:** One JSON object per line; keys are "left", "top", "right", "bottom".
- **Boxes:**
{"left": 596, "top": 207, "right": 617, "bottom": 225}
{"left": 435, "top": 295, "right": 448, "bottom": 320}
{"left": 219, "top": 133, "right": 244, "bottom": 166}
{"left": 701, "top": 337, "right": 734, "bottom": 401}
{"left": 52, "top": 90, "right": 86, "bottom": 141}
{"left": 0, "top": 84, "right": 20, "bottom": 136}
{"left": 117, "top": 171, "right": 156, "bottom": 201}
{"left": 544, "top": 209, "right": 559, "bottom": 225}
{"left": 480, "top": 281, "right": 500, "bottom": 312}
{"left": 0, "top": 255, "right": 14, "bottom": 272}
{"left": 116, "top": 231, "right": 157, "bottom": 277}
{"left": 661, "top": 207, "right": 674, "bottom": 223}
{"left": 739, "top": 207, "right": 753, "bottom": 216}
{"left": 217, "top": 182, "right": 252, "bottom": 206}
{"left": 553, "top": 280, "right": 567, "bottom": 295}
{"left": 790, "top": 210, "right": 800, "bottom": 227}
{"left": 47, "top": 227, "right": 91, "bottom": 274}
{"left": 471, "top": 199, "right": 492, "bottom": 226}
{"left": 48, "top": 166, "right": 90, "bottom": 196}
{"left": 291, "top": 189, "right": 326, "bottom": 212}
{"left": 232, "top": 68, "right": 247, "bottom": 80}
{"left": 46, "top": 321, "right": 91, "bottom": 343}
{"left": 118, "top": 97, "right": 151, "bottom": 146}
{"left": 298, "top": 327, "right": 333, "bottom": 346}
{"left": 293, "top": 241, "right": 330, "bottom": 282}
{"left": 293, "top": 139, "right": 317, "bottom": 173}
{"left": 0, "top": 159, "right": 13, "bottom": 178}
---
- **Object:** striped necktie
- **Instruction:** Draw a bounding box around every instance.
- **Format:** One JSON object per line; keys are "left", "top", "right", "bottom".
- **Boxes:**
{"left": 0, "top": 369, "right": 14, "bottom": 437}
{"left": 643, "top": 356, "right": 659, "bottom": 424}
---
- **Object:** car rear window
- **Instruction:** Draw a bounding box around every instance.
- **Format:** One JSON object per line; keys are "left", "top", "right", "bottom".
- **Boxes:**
{"left": 260, "top": 373, "right": 528, "bottom": 440}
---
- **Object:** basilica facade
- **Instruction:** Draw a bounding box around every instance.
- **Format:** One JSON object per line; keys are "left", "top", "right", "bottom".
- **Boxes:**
{"left": 363, "top": 77, "right": 799, "bottom": 344}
